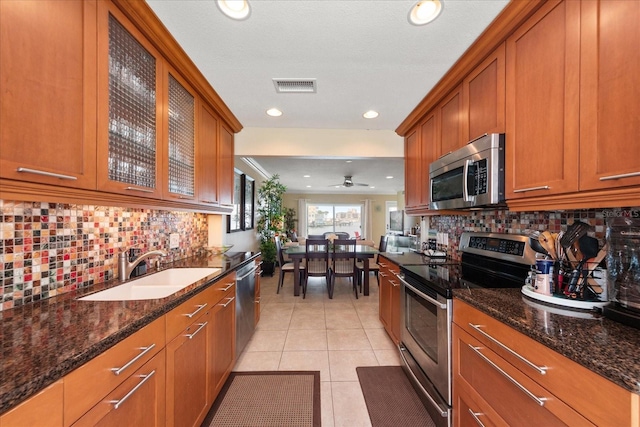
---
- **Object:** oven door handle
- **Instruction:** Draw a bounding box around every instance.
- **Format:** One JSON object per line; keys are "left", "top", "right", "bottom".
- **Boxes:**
{"left": 398, "top": 274, "right": 447, "bottom": 310}
{"left": 399, "top": 345, "right": 449, "bottom": 418}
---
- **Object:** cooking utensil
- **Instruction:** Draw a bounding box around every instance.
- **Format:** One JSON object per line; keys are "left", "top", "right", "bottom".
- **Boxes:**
{"left": 539, "top": 231, "right": 557, "bottom": 260}
{"left": 567, "top": 235, "right": 599, "bottom": 294}
{"left": 529, "top": 236, "right": 550, "bottom": 257}
{"left": 560, "top": 221, "right": 592, "bottom": 248}
{"left": 584, "top": 244, "right": 608, "bottom": 277}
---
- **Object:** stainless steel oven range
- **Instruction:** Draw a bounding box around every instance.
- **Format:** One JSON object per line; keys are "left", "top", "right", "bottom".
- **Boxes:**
{"left": 397, "top": 232, "right": 536, "bottom": 427}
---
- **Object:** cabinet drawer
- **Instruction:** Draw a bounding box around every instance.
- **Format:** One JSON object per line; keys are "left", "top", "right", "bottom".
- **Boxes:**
{"left": 64, "top": 316, "right": 165, "bottom": 426}
{"left": 454, "top": 299, "right": 633, "bottom": 426}
{"left": 1, "top": 380, "right": 63, "bottom": 427}
{"left": 453, "top": 379, "right": 502, "bottom": 427}
{"left": 72, "top": 349, "right": 166, "bottom": 427}
{"left": 453, "top": 324, "right": 592, "bottom": 426}
{"left": 205, "top": 271, "right": 236, "bottom": 306}
{"left": 165, "top": 285, "right": 214, "bottom": 341}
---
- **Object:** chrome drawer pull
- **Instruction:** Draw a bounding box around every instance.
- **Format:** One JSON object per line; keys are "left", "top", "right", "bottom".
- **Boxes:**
{"left": 109, "top": 370, "right": 156, "bottom": 409}
{"left": 468, "top": 409, "right": 486, "bottom": 427}
{"left": 17, "top": 167, "right": 77, "bottom": 180}
{"left": 390, "top": 279, "right": 400, "bottom": 287}
{"left": 599, "top": 171, "right": 640, "bottom": 181}
{"left": 513, "top": 186, "right": 550, "bottom": 193}
{"left": 110, "top": 343, "right": 156, "bottom": 376}
{"left": 185, "top": 322, "right": 208, "bottom": 339}
{"left": 468, "top": 323, "right": 547, "bottom": 374}
{"left": 378, "top": 262, "right": 388, "bottom": 268}
{"left": 221, "top": 296, "right": 235, "bottom": 308}
{"left": 379, "top": 272, "right": 389, "bottom": 277}
{"left": 219, "top": 283, "right": 235, "bottom": 292}
{"left": 200, "top": 199, "right": 220, "bottom": 205}
{"left": 469, "top": 345, "right": 547, "bottom": 407}
{"left": 183, "top": 303, "right": 207, "bottom": 318}
{"left": 125, "top": 186, "right": 154, "bottom": 193}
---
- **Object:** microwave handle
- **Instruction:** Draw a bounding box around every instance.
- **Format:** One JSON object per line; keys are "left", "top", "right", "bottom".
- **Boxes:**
{"left": 463, "top": 159, "right": 473, "bottom": 202}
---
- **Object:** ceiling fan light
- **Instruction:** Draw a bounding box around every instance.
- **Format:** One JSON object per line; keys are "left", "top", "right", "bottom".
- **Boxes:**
{"left": 217, "top": 0, "right": 251, "bottom": 21}
{"left": 408, "top": 0, "right": 442, "bottom": 26}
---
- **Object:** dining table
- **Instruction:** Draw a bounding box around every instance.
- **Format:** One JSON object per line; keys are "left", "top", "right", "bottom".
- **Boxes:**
{"left": 284, "top": 244, "right": 379, "bottom": 296}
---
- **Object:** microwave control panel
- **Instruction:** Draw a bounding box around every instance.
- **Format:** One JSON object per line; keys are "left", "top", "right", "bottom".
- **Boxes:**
{"left": 471, "top": 159, "right": 488, "bottom": 196}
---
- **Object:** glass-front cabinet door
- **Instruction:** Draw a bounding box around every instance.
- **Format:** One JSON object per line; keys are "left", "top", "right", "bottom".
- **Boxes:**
{"left": 97, "top": 2, "right": 164, "bottom": 198}
{"left": 164, "top": 68, "right": 197, "bottom": 203}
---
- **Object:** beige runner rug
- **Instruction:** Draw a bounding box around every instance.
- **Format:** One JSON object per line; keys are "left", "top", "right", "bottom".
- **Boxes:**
{"left": 206, "top": 371, "right": 321, "bottom": 427}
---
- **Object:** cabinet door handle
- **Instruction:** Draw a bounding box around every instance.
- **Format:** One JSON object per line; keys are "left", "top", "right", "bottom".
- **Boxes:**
{"left": 16, "top": 167, "right": 77, "bottom": 180}
{"left": 183, "top": 303, "right": 207, "bottom": 318}
{"left": 200, "top": 200, "right": 220, "bottom": 205}
{"left": 599, "top": 171, "right": 640, "bottom": 181}
{"left": 390, "top": 279, "right": 400, "bottom": 287}
{"left": 221, "top": 296, "right": 235, "bottom": 308}
{"left": 185, "top": 322, "right": 208, "bottom": 339}
{"left": 219, "top": 283, "right": 235, "bottom": 292}
{"left": 379, "top": 272, "right": 388, "bottom": 278}
{"left": 468, "top": 323, "right": 547, "bottom": 375}
{"left": 469, "top": 345, "right": 547, "bottom": 406}
{"left": 468, "top": 409, "right": 486, "bottom": 427}
{"left": 125, "top": 186, "right": 154, "bottom": 193}
{"left": 109, "top": 370, "right": 156, "bottom": 409}
{"left": 378, "top": 262, "right": 388, "bottom": 268}
{"left": 110, "top": 343, "right": 156, "bottom": 376}
{"left": 255, "top": 297, "right": 261, "bottom": 304}
{"left": 513, "top": 186, "right": 550, "bottom": 193}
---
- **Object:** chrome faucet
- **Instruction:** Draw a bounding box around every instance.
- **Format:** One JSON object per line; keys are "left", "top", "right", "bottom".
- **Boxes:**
{"left": 118, "top": 249, "right": 168, "bottom": 281}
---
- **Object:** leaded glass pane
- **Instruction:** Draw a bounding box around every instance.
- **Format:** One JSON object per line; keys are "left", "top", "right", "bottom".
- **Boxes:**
{"left": 107, "top": 14, "right": 157, "bottom": 188}
{"left": 168, "top": 74, "right": 195, "bottom": 196}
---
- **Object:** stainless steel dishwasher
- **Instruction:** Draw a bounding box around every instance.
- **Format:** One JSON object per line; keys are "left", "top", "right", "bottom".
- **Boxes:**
{"left": 235, "top": 260, "right": 257, "bottom": 357}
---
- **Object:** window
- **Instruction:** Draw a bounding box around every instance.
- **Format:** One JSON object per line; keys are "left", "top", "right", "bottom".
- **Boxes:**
{"left": 306, "top": 204, "right": 362, "bottom": 238}
{"left": 228, "top": 170, "right": 255, "bottom": 232}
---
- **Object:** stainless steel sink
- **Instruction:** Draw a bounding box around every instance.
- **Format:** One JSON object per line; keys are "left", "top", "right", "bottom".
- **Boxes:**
{"left": 78, "top": 268, "right": 221, "bottom": 301}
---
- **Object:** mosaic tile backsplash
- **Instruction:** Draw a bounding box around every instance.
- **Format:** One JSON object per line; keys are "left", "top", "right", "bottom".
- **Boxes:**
{"left": 428, "top": 207, "right": 640, "bottom": 260}
{"left": 0, "top": 200, "right": 209, "bottom": 311}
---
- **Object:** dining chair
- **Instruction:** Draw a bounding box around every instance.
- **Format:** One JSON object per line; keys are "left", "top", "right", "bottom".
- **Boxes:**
{"left": 324, "top": 231, "right": 350, "bottom": 240}
{"left": 329, "top": 239, "right": 358, "bottom": 299}
{"left": 275, "top": 237, "right": 305, "bottom": 295}
{"left": 356, "top": 235, "right": 387, "bottom": 290}
{"left": 304, "top": 238, "right": 330, "bottom": 299}
{"left": 307, "top": 234, "right": 324, "bottom": 240}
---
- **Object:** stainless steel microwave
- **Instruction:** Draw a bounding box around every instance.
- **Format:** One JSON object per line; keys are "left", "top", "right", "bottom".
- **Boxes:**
{"left": 429, "top": 133, "right": 505, "bottom": 210}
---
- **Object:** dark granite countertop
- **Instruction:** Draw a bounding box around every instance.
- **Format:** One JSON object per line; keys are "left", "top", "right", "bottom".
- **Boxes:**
{"left": 379, "top": 251, "right": 442, "bottom": 266}
{"left": 0, "top": 251, "right": 259, "bottom": 415}
{"left": 454, "top": 287, "right": 640, "bottom": 395}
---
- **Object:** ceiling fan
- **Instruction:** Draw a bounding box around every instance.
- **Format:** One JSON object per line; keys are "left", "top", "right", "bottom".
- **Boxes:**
{"left": 330, "top": 175, "right": 369, "bottom": 188}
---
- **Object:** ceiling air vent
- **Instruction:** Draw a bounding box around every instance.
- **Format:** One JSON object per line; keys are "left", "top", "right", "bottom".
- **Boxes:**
{"left": 273, "top": 78, "right": 317, "bottom": 93}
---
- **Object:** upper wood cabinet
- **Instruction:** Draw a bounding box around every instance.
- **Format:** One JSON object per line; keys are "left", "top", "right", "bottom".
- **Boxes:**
{"left": 97, "top": 1, "right": 165, "bottom": 199}
{"left": 405, "top": 112, "right": 437, "bottom": 214}
{"left": 462, "top": 43, "right": 506, "bottom": 142}
{"left": 217, "top": 123, "right": 235, "bottom": 207}
{"left": 505, "top": 0, "right": 581, "bottom": 200}
{"left": 437, "top": 85, "right": 464, "bottom": 157}
{"left": 579, "top": 0, "right": 640, "bottom": 191}
{"left": 0, "top": 0, "right": 97, "bottom": 190}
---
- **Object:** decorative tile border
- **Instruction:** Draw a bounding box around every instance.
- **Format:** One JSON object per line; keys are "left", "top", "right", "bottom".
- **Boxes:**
{"left": 0, "top": 200, "right": 209, "bottom": 311}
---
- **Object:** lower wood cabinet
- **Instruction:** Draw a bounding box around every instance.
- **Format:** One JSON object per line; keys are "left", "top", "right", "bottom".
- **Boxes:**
{"left": 453, "top": 299, "right": 636, "bottom": 427}
{"left": 378, "top": 257, "right": 401, "bottom": 344}
{"left": 209, "top": 289, "right": 236, "bottom": 400}
{"left": 72, "top": 350, "right": 166, "bottom": 427}
{"left": 0, "top": 380, "right": 63, "bottom": 427}
{"left": 166, "top": 310, "right": 211, "bottom": 427}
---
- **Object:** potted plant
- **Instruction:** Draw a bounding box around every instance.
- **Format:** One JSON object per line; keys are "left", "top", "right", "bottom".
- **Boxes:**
{"left": 283, "top": 207, "right": 297, "bottom": 241}
{"left": 256, "top": 174, "right": 287, "bottom": 276}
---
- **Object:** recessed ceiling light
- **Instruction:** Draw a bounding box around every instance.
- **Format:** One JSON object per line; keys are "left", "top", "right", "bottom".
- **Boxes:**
{"left": 386, "top": 176, "right": 394, "bottom": 179}
{"left": 370, "top": 186, "right": 376, "bottom": 189}
{"left": 266, "top": 108, "right": 283, "bottom": 117}
{"left": 363, "top": 110, "right": 379, "bottom": 119}
{"left": 303, "top": 174, "right": 311, "bottom": 178}
{"left": 306, "top": 185, "right": 312, "bottom": 188}
{"left": 217, "top": 0, "right": 251, "bottom": 20}
{"left": 345, "top": 160, "right": 352, "bottom": 163}
{"left": 408, "top": 0, "right": 443, "bottom": 26}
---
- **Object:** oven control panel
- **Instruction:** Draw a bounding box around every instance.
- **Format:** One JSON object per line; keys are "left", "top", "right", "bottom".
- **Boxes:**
{"left": 467, "top": 236, "right": 525, "bottom": 256}
{"left": 459, "top": 232, "right": 537, "bottom": 265}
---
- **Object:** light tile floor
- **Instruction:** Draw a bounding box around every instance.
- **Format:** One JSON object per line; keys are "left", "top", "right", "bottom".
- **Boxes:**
{"left": 233, "top": 270, "right": 402, "bottom": 427}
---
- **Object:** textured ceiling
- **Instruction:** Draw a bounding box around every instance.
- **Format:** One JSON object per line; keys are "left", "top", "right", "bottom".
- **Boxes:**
{"left": 146, "top": 0, "right": 509, "bottom": 193}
